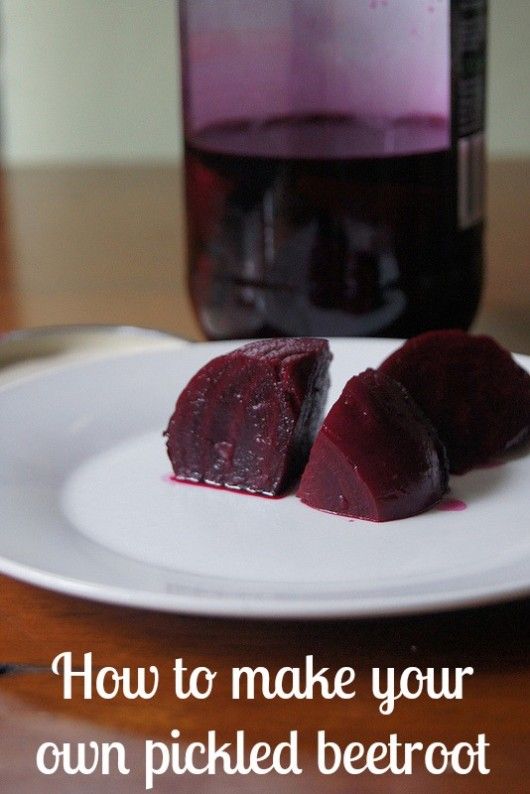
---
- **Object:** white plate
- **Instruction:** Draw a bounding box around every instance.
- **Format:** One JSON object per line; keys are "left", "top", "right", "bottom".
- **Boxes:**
{"left": 0, "top": 339, "right": 529, "bottom": 619}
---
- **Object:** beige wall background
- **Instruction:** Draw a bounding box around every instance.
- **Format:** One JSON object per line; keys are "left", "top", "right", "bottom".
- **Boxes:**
{"left": 0, "top": 0, "right": 528, "bottom": 165}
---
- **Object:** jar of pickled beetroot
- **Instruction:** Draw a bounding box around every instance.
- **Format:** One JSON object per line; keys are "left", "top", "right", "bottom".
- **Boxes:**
{"left": 179, "top": 0, "right": 486, "bottom": 340}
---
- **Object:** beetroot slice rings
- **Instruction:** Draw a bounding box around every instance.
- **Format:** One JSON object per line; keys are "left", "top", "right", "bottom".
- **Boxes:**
{"left": 165, "top": 338, "right": 332, "bottom": 496}
{"left": 379, "top": 330, "right": 530, "bottom": 473}
{"left": 297, "top": 369, "right": 448, "bottom": 522}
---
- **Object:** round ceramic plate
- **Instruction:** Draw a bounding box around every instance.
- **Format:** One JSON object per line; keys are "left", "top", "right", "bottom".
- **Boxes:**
{"left": 0, "top": 339, "right": 529, "bottom": 619}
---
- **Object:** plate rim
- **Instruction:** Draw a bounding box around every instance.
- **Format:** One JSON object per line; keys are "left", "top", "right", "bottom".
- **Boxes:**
{"left": 1, "top": 552, "right": 529, "bottom": 619}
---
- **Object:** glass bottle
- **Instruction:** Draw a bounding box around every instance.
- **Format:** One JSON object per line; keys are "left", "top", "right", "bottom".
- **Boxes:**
{"left": 179, "top": 0, "right": 486, "bottom": 339}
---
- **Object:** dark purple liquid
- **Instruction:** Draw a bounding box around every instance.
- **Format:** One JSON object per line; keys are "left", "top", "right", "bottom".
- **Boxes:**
{"left": 184, "top": 116, "right": 483, "bottom": 340}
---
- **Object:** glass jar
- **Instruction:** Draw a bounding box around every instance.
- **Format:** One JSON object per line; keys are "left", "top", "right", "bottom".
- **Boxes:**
{"left": 179, "top": 0, "right": 486, "bottom": 339}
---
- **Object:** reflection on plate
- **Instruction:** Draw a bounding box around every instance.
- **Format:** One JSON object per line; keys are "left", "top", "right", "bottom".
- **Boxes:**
{"left": 0, "top": 339, "right": 529, "bottom": 618}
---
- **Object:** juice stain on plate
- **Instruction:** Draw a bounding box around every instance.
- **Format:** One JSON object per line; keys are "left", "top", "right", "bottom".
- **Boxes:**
{"left": 161, "top": 473, "right": 283, "bottom": 499}
{"left": 436, "top": 498, "right": 467, "bottom": 512}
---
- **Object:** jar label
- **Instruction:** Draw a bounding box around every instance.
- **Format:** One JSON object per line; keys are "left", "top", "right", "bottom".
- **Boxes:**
{"left": 454, "top": 0, "right": 487, "bottom": 228}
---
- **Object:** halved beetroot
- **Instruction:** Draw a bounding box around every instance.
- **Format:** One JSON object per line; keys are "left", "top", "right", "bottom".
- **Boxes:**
{"left": 379, "top": 330, "right": 530, "bottom": 473}
{"left": 297, "top": 369, "right": 448, "bottom": 521}
{"left": 165, "top": 338, "right": 332, "bottom": 496}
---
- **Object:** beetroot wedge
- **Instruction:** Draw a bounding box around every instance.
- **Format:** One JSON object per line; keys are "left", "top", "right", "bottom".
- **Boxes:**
{"left": 297, "top": 369, "right": 448, "bottom": 521}
{"left": 379, "top": 330, "right": 530, "bottom": 473}
{"left": 165, "top": 338, "right": 332, "bottom": 496}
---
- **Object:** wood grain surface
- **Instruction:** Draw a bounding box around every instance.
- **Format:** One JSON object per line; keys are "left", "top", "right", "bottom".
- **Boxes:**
{"left": 0, "top": 162, "right": 528, "bottom": 793}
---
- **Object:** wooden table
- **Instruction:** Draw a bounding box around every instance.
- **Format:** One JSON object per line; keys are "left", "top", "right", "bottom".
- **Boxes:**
{"left": 0, "top": 163, "right": 528, "bottom": 793}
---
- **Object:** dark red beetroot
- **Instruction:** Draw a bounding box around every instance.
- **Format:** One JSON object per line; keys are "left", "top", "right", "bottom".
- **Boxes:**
{"left": 297, "top": 369, "right": 448, "bottom": 522}
{"left": 379, "top": 330, "right": 530, "bottom": 473}
{"left": 165, "top": 338, "right": 332, "bottom": 496}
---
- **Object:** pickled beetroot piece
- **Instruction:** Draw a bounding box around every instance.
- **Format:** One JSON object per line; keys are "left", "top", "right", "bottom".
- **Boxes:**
{"left": 297, "top": 369, "right": 448, "bottom": 522}
{"left": 379, "top": 330, "right": 530, "bottom": 473}
{"left": 165, "top": 338, "right": 332, "bottom": 496}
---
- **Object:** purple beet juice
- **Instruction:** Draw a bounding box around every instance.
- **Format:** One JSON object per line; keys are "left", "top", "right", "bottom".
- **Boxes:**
{"left": 180, "top": 2, "right": 486, "bottom": 340}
